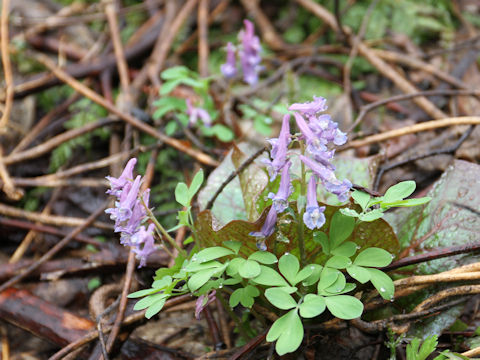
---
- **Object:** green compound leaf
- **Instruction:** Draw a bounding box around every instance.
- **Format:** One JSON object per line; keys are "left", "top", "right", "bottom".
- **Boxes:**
{"left": 174, "top": 182, "right": 189, "bottom": 207}
{"left": 383, "top": 180, "right": 416, "bottom": 203}
{"left": 229, "top": 285, "right": 260, "bottom": 308}
{"left": 265, "top": 288, "right": 298, "bottom": 310}
{"left": 331, "top": 241, "right": 357, "bottom": 257}
{"left": 325, "top": 295, "right": 364, "bottom": 320}
{"left": 354, "top": 247, "right": 393, "bottom": 268}
{"left": 299, "top": 294, "right": 326, "bottom": 318}
{"left": 267, "top": 309, "right": 304, "bottom": 356}
{"left": 239, "top": 259, "right": 261, "bottom": 278}
{"left": 252, "top": 265, "right": 290, "bottom": 287}
{"left": 329, "top": 210, "right": 355, "bottom": 249}
{"left": 325, "top": 255, "right": 352, "bottom": 269}
{"left": 193, "top": 247, "right": 234, "bottom": 263}
{"left": 161, "top": 65, "right": 190, "bottom": 80}
{"left": 366, "top": 268, "right": 395, "bottom": 300}
{"left": 323, "top": 272, "right": 346, "bottom": 294}
{"left": 352, "top": 190, "right": 371, "bottom": 211}
{"left": 346, "top": 265, "right": 371, "bottom": 284}
{"left": 248, "top": 251, "right": 278, "bottom": 264}
{"left": 278, "top": 253, "right": 300, "bottom": 285}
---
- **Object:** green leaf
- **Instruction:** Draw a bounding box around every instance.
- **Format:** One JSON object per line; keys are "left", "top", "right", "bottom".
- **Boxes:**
{"left": 302, "top": 264, "right": 323, "bottom": 286}
{"left": 352, "top": 190, "right": 371, "bottom": 211}
{"left": 317, "top": 267, "right": 339, "bottom": 291}
{"left": 384, "top": 180, "right": 416, "bottom": 203}
{"left": 331, "top": 241, "right": 357, "bottom": 257}
{"left": 293, "top": 265, "right": 316, "bottom": 285}
{"left": 358, "top": 209, "right": 384, "bottom": 222}
{"left": 340, "top": 208, "right": 360, "bottom": 217}
{"left": 248, "top": 251, "right": 278, "bottom": 264}
{"left": 229, "top": 285, "right": 259, "bottom": 308}
{"left": 299, "top": 294, "right": 326, "bottom": 318}
{"left": 145, "top": 297, "right": 167, "bottom": 319}
{"left": 177, "top": 210, "right": 189, "bottom": 226}
{"left": 325, "top": 295, "right": 363, "bottom": 320}
{"left": 267, "top": 309, "right": 304, "bottom": 356}
{"left": 323, "top": 272, "right": 346, "bottom": 294}
{"left": 193, "top": 247, "right": 234, "bottom": 263}
{"left": 175, "top": 182, "right": 189, "bottom": 206}
{"left": 210, "top": 124, "right": 234, "bottom": 142}
{"left": 187, "top": 268, "right": 218, "bottom": 291}
{"left": 151, "top": 276, "right": 173, "bottom": 289}
{"left": 239, "top": 259, "right": 261, "bottom": 278}
{"left": 128, "top": 288, "right": 160, "bottom": 298}
{"left": 161, "top": 66, "right": 190, "bottom": 80}
{"left": 418, "top": 335, "right": 439, "bottom": 360}
{"left": 325, "top": 255, "right": 352, "bottom": 269}
{"left": 188, "top": 169, "right": 204, "bottom": 200}
{"left": 223, "top": 241, "right": 242, "bottom": 254}
{"left": 265, "top": 288, "right": 298, "bottom": 310}
{"left": 329, "top": 210, "right": 355, "bottom": 248}
{"left": 184, "top": 260, "right": 222, "bottom": 272}
{"left": 354, "top": 247, "right": 393, "bottom": 267}
{"left": 160, "top": 79, "right": 182, "bottom": 95}
{"left": 134, "top": 293, "right": 168, "bottom": 311}
{"left": 346, "top": 265, "right": 371, "bottom": 284}
{"left": 366, "top": 268, "right": 395, "bottom": 300}
{"left": 226, "top": 257, "right": 245, "bottom": 276}
{"left": 381, "top": 197, "right": 432, "bottom": 208}
{"left": 313, "top": 231, "right": 330, "bottom": 255}
{"left": 252, "top": 265, "right": 290, "bottom": 287}
{"left": 279, "top": 253, "right": 300, "bottom": 285}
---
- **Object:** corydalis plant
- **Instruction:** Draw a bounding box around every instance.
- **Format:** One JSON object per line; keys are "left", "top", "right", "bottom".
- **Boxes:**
{"left": 221, "top": 19, "right": 262, "bottom": 85}
{"left": 105, "top": 158, "right": 156, "bottom": 267}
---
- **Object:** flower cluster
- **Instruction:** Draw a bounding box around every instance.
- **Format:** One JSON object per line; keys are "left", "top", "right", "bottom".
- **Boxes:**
{"left": 220, "top": 19, "right": 262, "bottom": 85}
{"left": 251, "top": 96, "right": 351, "bottom": 241}
{"left": 105, "top": 158, "right": 156, "bottom": 267}
{"left": 186, "top": 98, "right": 212, "bottom": 127}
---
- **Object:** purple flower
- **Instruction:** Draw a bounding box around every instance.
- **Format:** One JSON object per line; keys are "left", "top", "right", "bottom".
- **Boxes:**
{"left": 288, "top": 96, "right": 327, "bottom": 116}
{"left": 106, "top": 158, "right": 137, "bottom": 196}
{"left": 300, "top": 155, "right": 351, "bottom": 202}
{"left": 303, "top": 176, "right": 326, "bottom": 230}
{"left": 186, "top": 99, "right": 212, "bottom": 127}
{"left": 195, "top": 290, "right": 217, "bottom": 320}
{"left": 105, "top": 158, "right": 156, "bottom": 268}
{"left": 293, "top": 113, "right": 327, "bottom": 156}
{"left": 220, "top": 42, "right": 237, "bottom": 79}
{"left": 239, "top": 20, "right": 262, "bottom": 85}
{"left": 263, "top": 114, "right": 291, "bottom": 181}
{"left": 131, "top": 223, "right": 157, "bottom": 268}
{"left": 268, "top": 161, "right": 292, "bottom": 213}
{"left": 250, "top": 206, "right": 277, "bottom": 239}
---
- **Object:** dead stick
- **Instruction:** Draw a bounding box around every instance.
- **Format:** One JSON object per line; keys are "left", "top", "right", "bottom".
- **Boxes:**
{"left": 0, "top": 200, "right": 109, "bottom": 294}
{"left": 343, "top": 116, "right": 480, "bottom": 149}
{"left": 0, "top": 0, "right": 13, "bottom": 132}
{"left": 33, "top": 52, "right": 218, "bottom": 167}
{"left": 197, "top": 0, "right": 209, "bottom": 77}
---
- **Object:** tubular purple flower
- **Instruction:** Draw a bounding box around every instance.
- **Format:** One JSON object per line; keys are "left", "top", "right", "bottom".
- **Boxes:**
{"left": 106, "top": 158, "right": 137, "bottom": 196}
{"left": 250, "top": 206, "right": 277, "bottom": 239}
{"left": 220, "top": 42, "right": 237, "bottom": 79}
{"left": 288, "top": 96, "right": 327, "bottom": 116}
{"left": 268, "top": 161, "right": 292, "bottom": 213}
{"left": 293, "top": 113, "right": 326, "bottom": 156}
{"left": 186, "top": 99, "right": 212, "bottom": 127}
{"left": 195, "top": 290, "right": 217, "bottom": 320}
{"left": 303, "top": 176, "right": 326, "bottom": 230}
{"left": 324, "top": 179, "right": 352, "bottom": 202}
{"left": 239, "top": 20, "right": 262, "bottom": 85}
{"left": 131, "top": 223, "right": 157, "bottom": 268}
{"left": 116, "top": 175, "right": 142, "bottom": 223}
{"left": 263, "top": 114, "right": 291, "bottom": 181}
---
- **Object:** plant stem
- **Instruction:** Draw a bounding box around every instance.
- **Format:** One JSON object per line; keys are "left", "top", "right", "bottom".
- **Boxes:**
{"left": 144, "top": 205, "right": 187, "bottom": 257}
{"left": 298, "top": 141, "right": 307, "bottom": 267}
